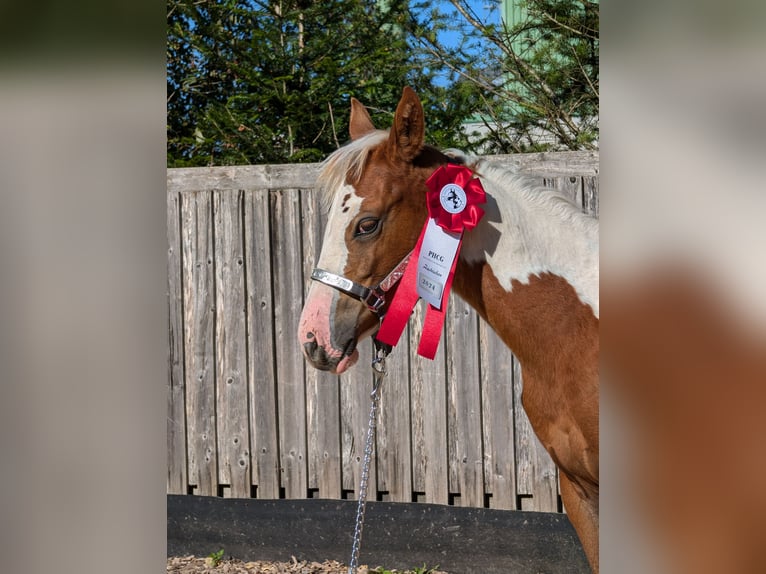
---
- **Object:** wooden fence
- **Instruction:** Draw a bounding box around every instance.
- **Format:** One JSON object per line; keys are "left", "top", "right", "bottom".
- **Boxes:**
{"left": 167, "top": 151, "right": 599, "bottom": 513}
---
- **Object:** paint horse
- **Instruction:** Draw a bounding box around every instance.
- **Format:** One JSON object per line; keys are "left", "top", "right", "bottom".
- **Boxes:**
{"left": 298, "top": 87, "right": 599, "bottom": 572}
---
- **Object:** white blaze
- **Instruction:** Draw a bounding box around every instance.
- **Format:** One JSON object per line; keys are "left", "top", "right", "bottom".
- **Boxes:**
{"left": 315, "top": 183, "right": 363, "bottom": 273}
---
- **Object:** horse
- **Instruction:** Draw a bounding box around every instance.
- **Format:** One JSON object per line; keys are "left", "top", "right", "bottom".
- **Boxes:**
{"left": 297, "top": 87, "right": 599, "bottom": 572}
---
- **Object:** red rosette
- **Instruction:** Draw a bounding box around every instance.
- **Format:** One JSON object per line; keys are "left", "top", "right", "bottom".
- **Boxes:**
{"left": 425, "top": 164, "right": 486, "bottom": 233}
{"left": 377, "top": 163, "right": 487, "bottom": 359}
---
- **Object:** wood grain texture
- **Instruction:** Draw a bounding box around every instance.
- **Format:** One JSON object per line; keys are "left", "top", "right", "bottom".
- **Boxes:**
{"left": 446, "top": 296, "right": 484, "bottom": 507}
{"left": 167, "top": 190, "right": 187, "bottom": 494}
{"left": 480, "top": 322, "right": 517, "bottom": 510}
{"left": 340, "top": 339, "right": 377, "bottom": 498}
{"left": 409, "top": 302, "right": 449, "bottom": 505}
{"left": 583, "top": 176, "right": 599, "bottom": 217}
{"left": 488, "top": 151, "right": 599, "bottom": 177}
{"left": 213, "top": 190, "right": 251, "bottom": 497}
{"left": 167, "top": 152, "right": 597, "bottom": 195}
{"left": 376, "top": 325, "right": 412, "bottom": 502}
{"left": 244, "top": 190, "right": 280, "bottom": 499}
{"left": 168, "top": 164, "right": 323, "bottom": 194}
{"left": 167, "top": 152, "right": 599, "bottom": 510}
{"left": 271, "top": 189, "right": 307, "bottom": 499}
{"left": 181, "top": 192, "right": 218, "bottom": 496}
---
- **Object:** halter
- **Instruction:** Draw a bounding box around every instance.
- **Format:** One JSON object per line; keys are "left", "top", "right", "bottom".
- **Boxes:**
{"left": 310, "top": 251, "right": 412, "bottom": 317}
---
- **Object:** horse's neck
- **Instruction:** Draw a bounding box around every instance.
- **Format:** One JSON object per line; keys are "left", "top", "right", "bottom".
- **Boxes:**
{"left": 454, "top": 162, "right": 599, "bottom": 368}
{"left": 459, "top": 162, "right": 598, "bottom": 315}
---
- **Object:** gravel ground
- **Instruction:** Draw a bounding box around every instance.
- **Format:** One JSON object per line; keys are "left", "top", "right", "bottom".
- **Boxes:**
{"left": 167, "top": 556, "right": 449, "bottom": 574}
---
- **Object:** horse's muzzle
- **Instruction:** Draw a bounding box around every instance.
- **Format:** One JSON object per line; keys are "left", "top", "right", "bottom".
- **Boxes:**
{"left": 298, "top": 281, "right": 372, "bottom": 374}
{"left": 301, "top": 332, "right": 359, "bottom": 374}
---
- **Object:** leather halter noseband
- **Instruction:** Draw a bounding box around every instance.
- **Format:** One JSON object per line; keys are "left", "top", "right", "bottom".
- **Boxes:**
{"left": 310, "top": 251, "right": 412, "bottom": 317}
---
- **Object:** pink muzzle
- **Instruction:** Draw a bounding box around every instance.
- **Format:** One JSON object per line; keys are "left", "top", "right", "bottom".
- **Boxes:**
{"left": 298, "top": 254, "right": 411, "bottom": 374}
{"left": 298, "top": 283, "right": 360, "bottom": 374}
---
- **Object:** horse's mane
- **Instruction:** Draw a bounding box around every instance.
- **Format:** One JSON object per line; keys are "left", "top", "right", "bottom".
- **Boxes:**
{"left": 317, "top": 130, "right": 389, "bottom": 209}
{"left": 443, "top": 150, "right": 597, "bottom": 232}
{"left": 474, "top": 157, "right": 598, "bottom": 231}
{"left": 317, "top": 135, "right": 596, "bottom": 235}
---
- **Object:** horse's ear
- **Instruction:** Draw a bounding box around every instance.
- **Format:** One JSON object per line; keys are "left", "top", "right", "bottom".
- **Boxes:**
{"left": 388, "top": 86, "right": 424, "bottom": 162}
{"left": 349, "top": 98, "right": 376, "bottom": 140}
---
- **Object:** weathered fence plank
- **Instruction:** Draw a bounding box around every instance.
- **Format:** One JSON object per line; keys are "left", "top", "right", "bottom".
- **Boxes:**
{"left": 341, "top": 340, "right": 377, "bottom": 498}
{"left": 167, "top": 190, "right": 187, "bottom": 494}
{"left": 376, "top": 326, "right": 412, "bottom": 502}
{"left": 584, "top": 176, "right": 599, "bottom": 217}
{"left": 490, "top": 151, "right": 599, "bottom": 178}
{"left": 166, "top": 152, "right": 598, "bottom": 195}
{"left": 181, "top": 192, "right": 218, "bottom": 496}
{"left": 167, "top": 164, "right": 323, "bottom": 194}
{"left": 213, "top": 190, "right": 251, "bottom": 497}
{"left": 271, "top": 189, "right": 307, "bottom": 499}
{"left": 244, "top": 191, "right": 280, "bottom": 499}
{"left": 480, "top": 322, "right": 517, "bottom": 510}
{"left": 167, "top": 153, "right": 599, "bottom": 512}
{"left": 409, "top": 304, "right": 449, "bottom": 505}
{"left": 446, "top": 296, "right": 484, "bottom": 507}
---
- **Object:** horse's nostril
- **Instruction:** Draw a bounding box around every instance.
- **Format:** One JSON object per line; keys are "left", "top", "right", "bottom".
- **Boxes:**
{"left": 306, "top": 331, "right": 315, "bottom": 339}
{"left": 303, "top": 339, "right": 318, "bottom": 357}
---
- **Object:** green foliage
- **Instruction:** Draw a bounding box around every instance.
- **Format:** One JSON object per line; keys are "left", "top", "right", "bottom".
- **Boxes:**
{"left": 167, "top": 0, "right": 480, "bottom": 166}
{"left": 167, "top": 1, "right": 598, "bottom": 166}
{"left": 207, "top": 548, "right": 225, "bottom": 566}
{"left": 408, "top": 0, "right": 599, "bottom": 152}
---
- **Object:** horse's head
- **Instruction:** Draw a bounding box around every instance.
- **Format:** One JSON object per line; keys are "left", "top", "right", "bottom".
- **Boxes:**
{"left": 298, "top": 87, "right": 449, "bottom": 373}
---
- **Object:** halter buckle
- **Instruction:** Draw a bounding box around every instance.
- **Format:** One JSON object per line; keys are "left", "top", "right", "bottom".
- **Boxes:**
{"left": 362, "top": 288, "right": 385, "bottom": 314}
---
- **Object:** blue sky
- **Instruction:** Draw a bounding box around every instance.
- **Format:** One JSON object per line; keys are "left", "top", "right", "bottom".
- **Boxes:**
{"left": 432, "top": 0, "right": 501, "bottom": 49}
{"left": 420, "top": 0, "right": 502, "bottom": 85}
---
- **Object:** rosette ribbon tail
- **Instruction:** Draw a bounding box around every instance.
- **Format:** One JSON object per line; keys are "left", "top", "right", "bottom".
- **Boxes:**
{"left": 415, "top": 240, "right": 462, "bottom": 359}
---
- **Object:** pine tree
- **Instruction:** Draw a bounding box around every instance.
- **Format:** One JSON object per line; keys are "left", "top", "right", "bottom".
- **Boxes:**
{"left": 167, "top": 0, "right": 482, "bottom": 166}
{"left": 408, "top": 0, "right": 599, "bottom": 152}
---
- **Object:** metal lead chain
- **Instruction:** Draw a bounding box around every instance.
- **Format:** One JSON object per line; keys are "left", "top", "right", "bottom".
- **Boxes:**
{"left": 348, "top": 343, "right": 389, "bottom": 574}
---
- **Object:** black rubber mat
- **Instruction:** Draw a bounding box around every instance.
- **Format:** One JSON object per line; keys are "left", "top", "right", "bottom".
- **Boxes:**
{"left": 167, "top": 495, "right": 589, "bottom": 573}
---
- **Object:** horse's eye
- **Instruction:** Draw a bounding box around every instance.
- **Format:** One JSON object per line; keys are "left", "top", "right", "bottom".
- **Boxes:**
{"left": 355, "top": 217, "right": 380, "bottom": 237}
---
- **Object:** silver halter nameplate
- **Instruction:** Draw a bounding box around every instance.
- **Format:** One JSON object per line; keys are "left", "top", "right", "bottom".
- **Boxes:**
{"left": 310, "top": 251, "right": 412, "bottom": 317}
{"left": 311, "top": 269, "right": 386, "bottom": 314}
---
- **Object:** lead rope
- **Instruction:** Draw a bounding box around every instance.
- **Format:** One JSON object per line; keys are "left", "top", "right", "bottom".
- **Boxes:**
{"left": 347, "top": 341, "right": 389, "bottom": 574}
